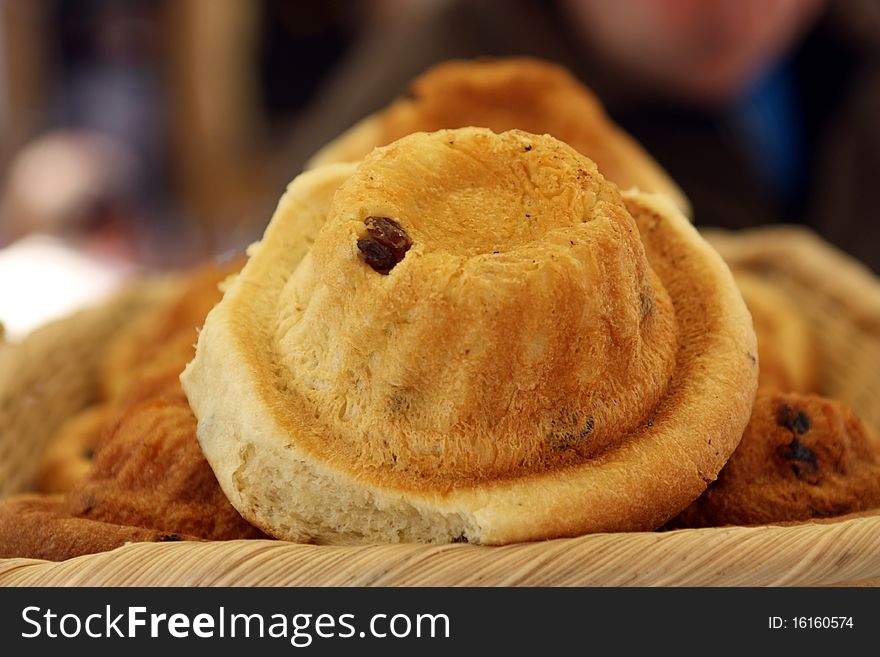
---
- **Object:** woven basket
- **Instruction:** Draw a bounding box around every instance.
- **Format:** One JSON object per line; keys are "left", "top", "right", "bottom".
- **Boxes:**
{"left": 1, "top": 226, "right": 878, "bottom": 586}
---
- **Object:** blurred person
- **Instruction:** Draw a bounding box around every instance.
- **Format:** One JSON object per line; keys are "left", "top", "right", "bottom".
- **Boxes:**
{"left": 0, "top": 130, "right": 140, "bottom": 340}
{"left": 0, "top": 130, "right": 139, "bottom": 251}
{"left": 281, "top": 0, "right": 880, "bottom": 272}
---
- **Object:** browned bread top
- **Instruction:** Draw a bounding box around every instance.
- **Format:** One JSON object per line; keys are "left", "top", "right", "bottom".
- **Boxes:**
{"left": 309, "top": 57, "right": 690, "bottom": 215}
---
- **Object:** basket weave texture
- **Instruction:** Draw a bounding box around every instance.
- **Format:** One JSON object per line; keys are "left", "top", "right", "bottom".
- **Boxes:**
{"left": 0, "top": 226, "right": 878, "bottom": 586}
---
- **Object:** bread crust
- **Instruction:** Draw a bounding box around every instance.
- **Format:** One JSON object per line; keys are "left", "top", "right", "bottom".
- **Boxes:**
{"left": 182, "top": 129, "right": 757, "bottom": 545}
{"left": 35, "top": 404, "right": 113, "bottom": 494}
{"left": 0, "top": 259, "right": 267, "bottom": 561}
{"left": 308, "top": 57, "right": 690, "bottom": 216}
{"left": 733, "top": 271, "right": 817, "bottom": 392}
{"left": 670, "top": 391, "right": 880, "bottom": 528}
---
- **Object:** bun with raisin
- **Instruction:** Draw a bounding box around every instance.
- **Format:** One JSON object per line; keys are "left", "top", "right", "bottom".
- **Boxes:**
{"left": 732, "top": 271, "right": 817, "bottom": 392}
{"left": 181, "top": 128, "right": 757, "bottom": 545}
{"left": 669, "top": 390, "right": 880, "bottom": 528}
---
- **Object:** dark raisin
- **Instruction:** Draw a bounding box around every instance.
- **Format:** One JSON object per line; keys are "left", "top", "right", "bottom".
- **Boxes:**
{"left": 364, "top": 217, "right": 412, "bottom": 256}
{"left": 777, "top": 405, "right": 794, "bottom": 429}
{"left": 357, "top": 238, "right": 397, "bottom": 274}
{"left": 524, "top": 145, "right": 532, "bottom": 152}
{"left": 782, "top": 438, "right": 819, "bottom": 482}
{"left": 450, "top": 534, "right": 469, "bottom": 544}
{"left": 777, "top": 404, "right": 811, "bottom": 434}
{"left": 640, "top": 291, "right": 654, "bottom": 319}
{"left": 546, "top": 415, "right": 594, "bottom": 450}
{"left": 159, "top": 533, "right": 183, "bottom": 542}
{"left": 358, "top": 216, "right": 412, "bottom": 274}
{"left": 546, "top": 432, "right": 571, "bottom": 450}
{"left": 580, "top": 416, "right": 595, "bottom": 439}
{"left": 83, "top": 448, "right": 94, "bottom": 460}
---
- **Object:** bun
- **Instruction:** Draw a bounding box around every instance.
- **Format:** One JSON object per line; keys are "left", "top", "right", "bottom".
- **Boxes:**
{"left": 33, "top": 258, "right": 245, "bottom": 496}
{"left": 670, "top": 390, "right": 880, "bottom": 528}
{"left": 35, "top": 404, "right": 113, "bottom": 494}
{"left": 63, "top": 396, "right": 266, "bottom": 542}
{"left": 99, "top": 259, "right": 243, "bottom": 402}
{"left": 0, "top": 259, "right": 265, "bottom": 561}
{"left": 309, "top": 57, "right": 690, "bottom": 215}
{"left": 0, "top": 391, "right": 266, "bottom": 562}
{"left": 0, "top": 494, "right": 199, "bottom": 562}
{"left": 182, "top": 128, "right": 757, "bottom": 545}
{"left": 733, "top": 271, "right": 817, "bottom": 392}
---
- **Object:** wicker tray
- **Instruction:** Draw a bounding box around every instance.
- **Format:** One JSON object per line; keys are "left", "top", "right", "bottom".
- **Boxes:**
{"left": 1, "top": 226, "right": 878, "bottom": 586}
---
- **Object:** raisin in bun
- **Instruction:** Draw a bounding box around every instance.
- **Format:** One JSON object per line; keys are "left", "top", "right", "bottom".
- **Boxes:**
{"left": 308, "top": 57, "right": 690, "bottom": 216}
{"left": 669, "top": 391, "right": 880, "bottom": 528}
{"left": 181, "top": 128, "right": 757, "bottom": 545}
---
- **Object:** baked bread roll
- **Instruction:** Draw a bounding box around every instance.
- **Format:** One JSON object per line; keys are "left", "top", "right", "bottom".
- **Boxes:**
{"left": 0, "top": 494, "right": 200, "bottom": 562}
{"left": 182, "top": 127, "right": 757, "bottom": 545}
{"left": 308, "top": 57, "right": 690, "bottom": 216}
{"left": 0, "top": 391, "right": 267, "bottom": 561}
{"left": 732, "top": 271, "right": 817, "bottom": 392}
{"left": 33, "top": 258, "right": 245, "bottom": 495}
{"left": 34, "top": 404, "right": 113, "bottom": 494}
{"left": 669, "top": 390, "right": 880, "bottom": 528}
{"left": 0, "top": 258, "right": 266, "bottom": 560}
{"left": 99, "top": 258, "right": 243, "bottom": 402}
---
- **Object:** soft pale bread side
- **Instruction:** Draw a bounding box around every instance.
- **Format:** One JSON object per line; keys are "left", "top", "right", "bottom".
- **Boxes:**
{"left": 182, "top": 129, "right": 756, "bottom": 545}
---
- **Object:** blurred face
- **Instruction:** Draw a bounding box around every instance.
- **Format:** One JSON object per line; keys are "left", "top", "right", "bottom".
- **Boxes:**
{"left": 566, "top": 0, "right": 826, "bottom": 103}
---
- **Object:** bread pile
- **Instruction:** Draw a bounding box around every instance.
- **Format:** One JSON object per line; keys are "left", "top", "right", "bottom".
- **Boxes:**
{"left": 2, "top": 57, "right": 878, "bottom": 561}
{"left": 0, "top": 260, "right": 266, "bottom": 561}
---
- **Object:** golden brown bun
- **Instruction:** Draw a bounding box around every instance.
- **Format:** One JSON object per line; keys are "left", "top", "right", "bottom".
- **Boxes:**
{"left": 63, "top": 395, "right": 266, "bottom": 542}
{"left": 0, "top": 393, "right": 266, "bottom": 561}
{"left": 182, "top": 128, "right": 757, "bottom": 545}
{"left": 669, "top": 390, "right": 880, "bottom": 528}
{"left": 99, "top": 257, "right": 244, "bottom": 402}
{"left": 733, "top": 271, "right": 817, "bottom": 392}
{"left": 0, "top": 494, "right": 200, "bottom": 561}
{"left": 34, "top": 404, "right": 114, "bottom": 494}
{"left": 309, "top": 57, "right": 690, "bottom": 216}
{"left": 34, "top": 258, "right": 245, "bottom": 496}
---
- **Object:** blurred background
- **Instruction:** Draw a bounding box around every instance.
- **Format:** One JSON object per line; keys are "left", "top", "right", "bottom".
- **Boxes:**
{"left": 1, "top": 0, "right": 879, "bottom": 339}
